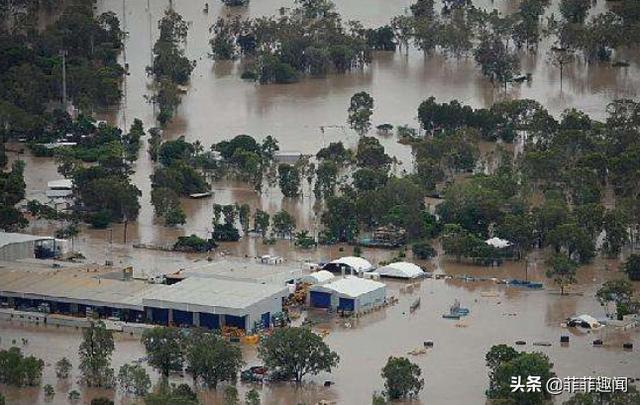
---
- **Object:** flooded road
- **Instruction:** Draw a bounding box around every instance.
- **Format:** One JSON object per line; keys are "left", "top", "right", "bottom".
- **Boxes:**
{"left": 1, "top": 252, "right": 638, "bottom": 405}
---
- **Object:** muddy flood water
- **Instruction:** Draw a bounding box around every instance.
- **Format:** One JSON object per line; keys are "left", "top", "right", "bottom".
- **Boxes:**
{"left": 10, "top": 0, "right": 640, "bottom": 251}
{"left": 4, "top": 0, "right": 637, "bottom": 249}
{"left": 2, "top": 0, "right": 640, "bottom": 404}
{"left": 1, "top": 251, "right": 639, "bottom": 405}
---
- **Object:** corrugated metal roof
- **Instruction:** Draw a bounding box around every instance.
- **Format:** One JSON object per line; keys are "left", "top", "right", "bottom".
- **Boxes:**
{"left": 142, "top": 277, "right": 288, "bottom": 310}
{"left": 0, "top": 270, "right": 165, "bottom": 310}
{"left": 311, "top": 276, "right": 385, "bottom": 298}
{"left": 175, "top": 259, "right": 303, "bottom": 285}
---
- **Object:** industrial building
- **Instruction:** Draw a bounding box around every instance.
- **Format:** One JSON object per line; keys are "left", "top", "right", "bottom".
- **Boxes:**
{"left": 0, "top": 260, "right": 289, "bottom": 331}
{"left": 309, "top": 276, "right": 386, "bottom": 313}
{"left": 0, "top": 232, "right": 55, "bottom": 261}
{"left": 164, "top": 259, "right": 303, "bottom": 286}
{"left": 143, "top": 277, "right": 288, "bottom": 330}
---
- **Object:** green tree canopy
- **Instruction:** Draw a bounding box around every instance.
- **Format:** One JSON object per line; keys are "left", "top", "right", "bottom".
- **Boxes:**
{"left": 185, "top": 330, "right": 244, "bottom": 389}
{"left": 381, "top": 356, "right": 424, "bottom": 400}
{"left": 79, "top": 321, "right": 115, "bottom": 387}
{"left": 258, "top": 327, "right": 339, "bottom": 383}
{"left": 141, "top": 327, "right": 184, "bottom": 377}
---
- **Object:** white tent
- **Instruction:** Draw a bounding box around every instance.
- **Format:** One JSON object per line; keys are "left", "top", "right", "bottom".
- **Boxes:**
{"left": 300, "top": 270, "right": 336, "bottom": 285}
{"left": 322, "top": 256, "right": 374, "bottom": 273}
{"left": 376, "top": 262, "right": 425, "bottom": 279}
{"left": 568, "top": 314, "right": 602, "bottom": 329}
{"left": 485, "top": 237, "right": 512, "bottom": 249}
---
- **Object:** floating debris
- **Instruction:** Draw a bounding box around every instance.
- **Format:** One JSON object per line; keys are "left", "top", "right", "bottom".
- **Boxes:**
{"left": 410, "top": 298, "right": 421, "bottom": 313}
{"left": 533, "top": 342, "right": 552, "bottom": 347}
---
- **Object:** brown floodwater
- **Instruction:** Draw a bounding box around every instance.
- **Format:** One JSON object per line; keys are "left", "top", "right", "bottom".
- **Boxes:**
{"left": 1, "top": 251, "right": 639, "bottom": 405}
{"left": 12, "top": 0, "right": 639, "bottom": 250}
{"left": 3, "top": 1, "right": 640, "bottom": 403}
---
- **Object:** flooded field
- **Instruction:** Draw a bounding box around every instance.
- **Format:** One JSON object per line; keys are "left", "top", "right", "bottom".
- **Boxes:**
{"left": 1, "top": 251, "right": 638, "bottom": 404}
{"left": 8, "top": 0, "right": 638, "bottom": 252}
{"left": 2, "top": 0, "right": 640, "bottom": 404}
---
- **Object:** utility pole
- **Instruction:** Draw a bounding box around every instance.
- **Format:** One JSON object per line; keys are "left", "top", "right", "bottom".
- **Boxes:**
{"left": 122, "top": 0, "right": 128, "bottom": 129}
{"left": 60, "top": 50, "right": 68, "bottom": 112}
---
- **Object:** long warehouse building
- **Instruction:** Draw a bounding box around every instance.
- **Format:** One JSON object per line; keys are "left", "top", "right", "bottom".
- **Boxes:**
{"left": 0, "top": 269, "right": 289, "bottom": 331}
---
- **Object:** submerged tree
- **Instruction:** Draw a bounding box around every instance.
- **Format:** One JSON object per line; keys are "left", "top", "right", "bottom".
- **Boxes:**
{"left": 486, "top": 346, "right": 555, "bottom": 404}
{"left": 253, "top": 209, "right": 271, "bottom": 237}
{"left": 55, "top": 357, "right": 72, "bottom": 379}
{"left": 474, "top": 33, "right": 520, "bottom": 92}
{"left": 118, "top": 363, "right": 151, "bottom": 396}
{"left": 278, "top": 163, "right": 301, "bottom": 198}
{"left": 184, "top": 330, "right": 244, "bottom": 389}
{"left": 381, "top": 356, "right": 424, "bottom": 400}
{"left": 348, "top": 92, "right": 375, "bottom": 135}
{"left": 546, "top": 253, "right": 578, "bottom": 295}
{"left": 258, "top": 327, "right": 339, "bottom": 383}
{"left": 596, "top": 279, "right": 637, "bottom": 319}
{"left": 209, "top": 0, "right": 375, "bottom": 83}
{"left": 143, "top": 380, "right": 198, "bottom": 405}
{"left": 79, "top": 321, "right": 115, "bottom": 387}
{"left": 141, "top": 327, "right": 184, "bottom": 377}
{"left": 272, "top": 210, "right": 296, "bottom": 239}
{"left": 623, "top": 254, "right": 640, "bottom": 281}
{"left": 148, "top": 9, "right": 195, "bottom": 126}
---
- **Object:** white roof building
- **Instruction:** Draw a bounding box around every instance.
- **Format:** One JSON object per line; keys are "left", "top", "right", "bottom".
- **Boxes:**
{"left": 143, "top": 277, "right": 288, "bottom": 316}
{"left": 376, "top": 262, "right": 425, "bottom": 279}
{"left": 309, "top": 276, "right": 386, "bottom": 313}
{"left": 47, "top": 179, "right": 73, "bottom": 190}
{"left": 322, "top": 256, "right": 374, "bottom": 273}
{"left": 0, "top": 267, "right": 289, "bottom": 331}
{"left": 165, "top": 259, "right": 303, "bottom": 286}
{"left": 300, "top": 270, "right": 335, "bottom": 285}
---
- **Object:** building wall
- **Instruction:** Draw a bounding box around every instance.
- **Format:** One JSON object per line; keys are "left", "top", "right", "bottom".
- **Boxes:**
{"left": 354, "top": 286, "right": 386, "bottom": 312}
{"left": 310, "top": 285, "right": 387, "bottom": 313}
{"left": 0, "top": 241, "right": 35, "bottom": 261}
{"left": 244, "top": 292, "right": 286, "bottom": 330}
